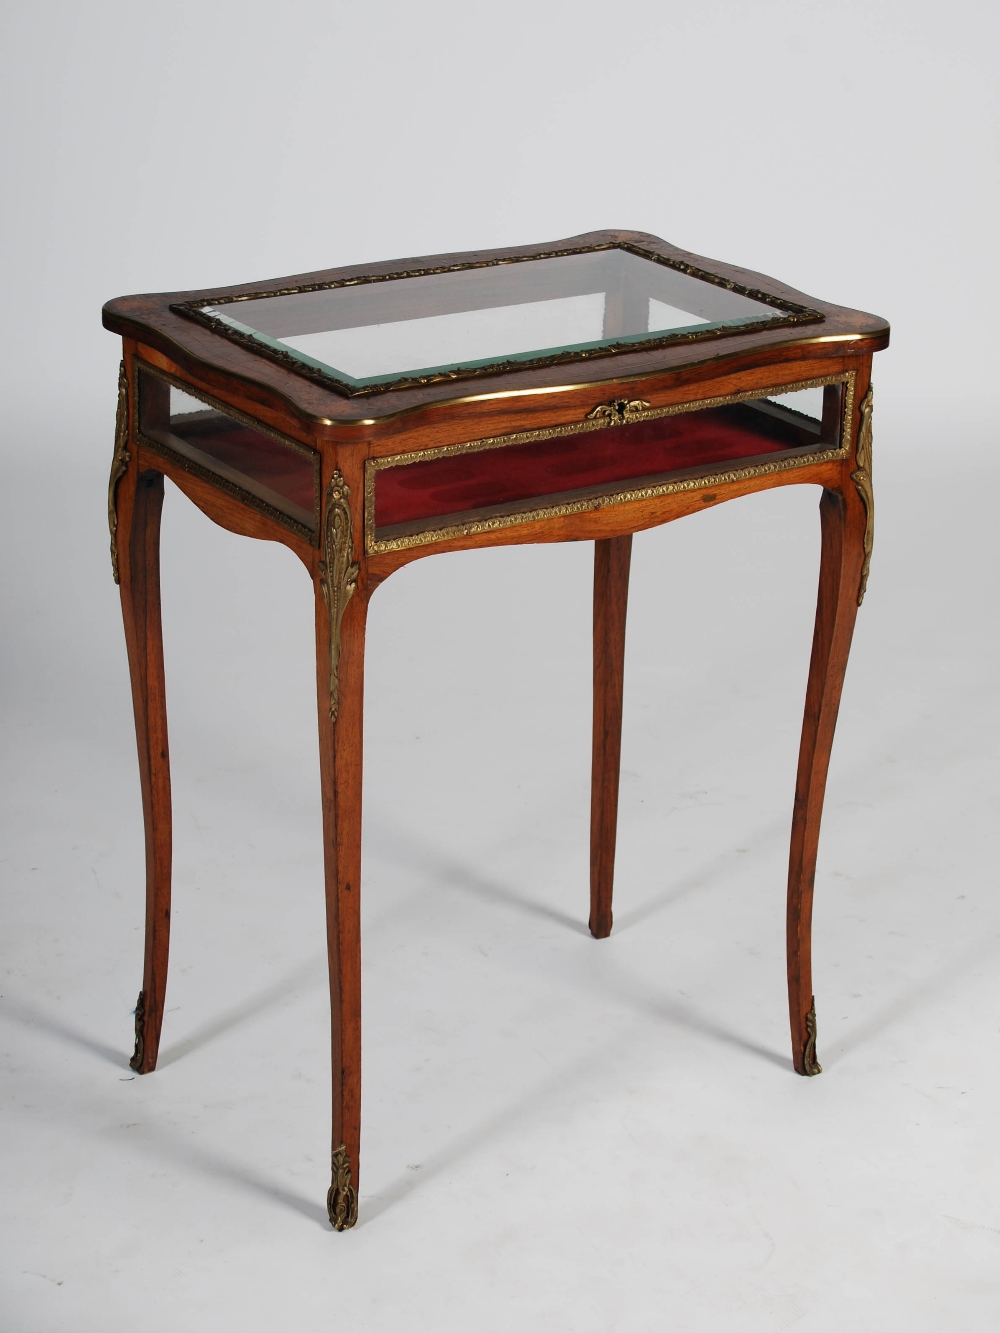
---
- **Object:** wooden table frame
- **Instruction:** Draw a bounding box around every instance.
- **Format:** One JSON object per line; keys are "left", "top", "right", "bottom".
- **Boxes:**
{"left": 104, "top": 231, "right": 888, "bottom": 1229}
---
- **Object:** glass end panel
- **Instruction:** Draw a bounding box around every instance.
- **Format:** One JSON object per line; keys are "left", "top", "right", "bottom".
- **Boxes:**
{"left": 197, "top": 247, "right": 799, "bottom": 391}
{"left": 374, "top": 382, "right": 841, "bottom": 541}
{"left": 137, "top": 370, "right": 317, "bottom": 531}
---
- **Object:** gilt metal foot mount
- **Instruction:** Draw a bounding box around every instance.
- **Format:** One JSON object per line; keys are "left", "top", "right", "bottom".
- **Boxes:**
{"left": 327, "top": 1144, "right": 359, "bottom": 1231}
{"left": 802, "top": 998, "right": 822, "bottom": 1076}
{"left": 129, "top": 990, "right": 146, "bottom": 1073}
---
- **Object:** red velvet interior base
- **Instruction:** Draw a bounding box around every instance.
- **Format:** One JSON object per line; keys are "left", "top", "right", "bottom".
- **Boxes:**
{"left": 375, "top": 402, "right": 816, "bottom": 530}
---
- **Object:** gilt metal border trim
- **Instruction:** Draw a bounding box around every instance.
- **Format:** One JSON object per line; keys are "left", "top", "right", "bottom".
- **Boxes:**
{"left": 170, "top": 241, "right": 825, "bottom": 399}
{"left": 365, "top": 372, "right": 856, "bottom": 555}
{"left": 132, "top": 360, "right": 321, "bottom": 544}
{"left": 108, "top": 361, "right": 131, "bottom": 583}
{"left": 319, "top": 472, "right": 359, "bottom": 722}
{"left": 851, "top": 385, "right": 874, "bottom": 606}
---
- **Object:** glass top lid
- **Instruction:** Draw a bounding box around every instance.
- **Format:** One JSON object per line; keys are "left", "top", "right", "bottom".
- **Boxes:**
{"left": 180, "top": 246, "right": 818, "bottom": 396}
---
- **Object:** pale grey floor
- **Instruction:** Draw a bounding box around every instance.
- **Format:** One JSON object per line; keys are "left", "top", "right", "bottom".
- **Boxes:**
{"left": 2, "top": 397, "right": 999, "bottom": 1331}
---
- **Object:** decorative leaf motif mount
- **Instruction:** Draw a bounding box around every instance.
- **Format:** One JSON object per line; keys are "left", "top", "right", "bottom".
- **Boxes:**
{"left": 586, "top": 397, "right": 651, "bottom": 426}
{"left": 851, "top": 386, "right": 874, "bottom": 607}
{"left": 319, "top": 471, "right": 360, "bottom": 722}
{"left": 327, "top": 1143, "right": 359, "bottom": 1230}
{"left": 129, "top": 989, "right": 146, "bottom": 1072}
{"left": 108, "top": 361, "right": 131, "bottom": 583}
{"left": 802, "top": 997, "right": 822, "bottom": 1076}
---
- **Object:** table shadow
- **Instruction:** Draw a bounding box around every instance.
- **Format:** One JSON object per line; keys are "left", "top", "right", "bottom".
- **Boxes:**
{"left": 140, "top": 1124, "right": 330, "bottom": 1227}
{"left": 369, "top": 819, "right": 590, "bottom": 936}
{"left": 360, "top": 1035, "right": 631, "bottom": 1227}
{"left": 0, "top": 994, "right": 125, "bottom": 1068}
{"left": 610, "top": 816, "right": 785, "bottom": 934}
{"left": 156, "top": 954, "right": 326, "bottom": 1068}
{"left": 824, "top": 928, "right": 1000, "bottom": 1067}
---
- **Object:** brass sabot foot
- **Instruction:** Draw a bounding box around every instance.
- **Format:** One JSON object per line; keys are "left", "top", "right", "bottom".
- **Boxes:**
{"left": 129, "top": 990, "right": 145, "bottom": 1073}
{"left": 327, "top": 1144, "right": 359, "bottom": 1231}
{"left": 802, "top": 998, "right": 822, "bottom": 1076}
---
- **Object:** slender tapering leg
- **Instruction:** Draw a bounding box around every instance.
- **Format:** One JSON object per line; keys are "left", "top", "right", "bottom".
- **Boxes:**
{"left": 316, "top": 470, "right": 365, "bottom": 1230}
{"left": 117, "top": 466, "right": 173, "bottom": 1074}
{"left": 787, "top": 481, "right": 868, "bottom": 1074}
{"left": 590, "top": 535, "right": 633, "bottom": 938}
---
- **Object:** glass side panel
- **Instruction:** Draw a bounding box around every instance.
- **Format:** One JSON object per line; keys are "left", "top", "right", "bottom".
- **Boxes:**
{"left": 199, "top": 248, "right": 793, "bottom": 389}
{"left": 374, "top": 384, "right": 839, "bottom": 540}
{"left": 137, "top": 370, "right": 317, "bottom": 531}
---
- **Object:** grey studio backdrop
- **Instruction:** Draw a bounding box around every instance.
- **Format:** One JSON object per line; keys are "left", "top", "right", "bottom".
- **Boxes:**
{"left": 1, "top": 3, "right": 998, "bottom": 1330}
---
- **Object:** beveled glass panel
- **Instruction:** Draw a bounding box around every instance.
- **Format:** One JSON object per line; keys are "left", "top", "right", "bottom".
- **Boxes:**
{"left": 196, "top": 248, "right": 798, "bottom": 391}
{"left": 137, "top": 369, "right": 318, "bottom": 532}
{"left": 373, "top": 383, "right": 840, "bottom": 543}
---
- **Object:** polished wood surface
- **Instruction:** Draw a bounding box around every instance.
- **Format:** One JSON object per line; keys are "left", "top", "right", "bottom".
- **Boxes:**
{"left": 590, "top": 535, "right": 633, "bottom": 940}
{"left": 116, "top": 457, "right": 172, "bottom": 1074}
{"left": 107, "top": 236, "right": 887, "bottom": 1229}
{"left": 787, "top": 475, "right": 868, "bottom": 1074}
{"left": 314, "top": 571, "right": 367, "bottom": 1226}
{"left": 104, "top": 230, "right": 889, "bottom": 429}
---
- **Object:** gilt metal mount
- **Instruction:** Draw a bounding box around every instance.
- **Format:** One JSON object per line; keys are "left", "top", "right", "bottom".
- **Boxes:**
{"left": 108, "top": 361, "right": 131, "bottom": 584}
{"left": 851, "top": 385, "right": 874, "bottom": 606}
{"left": 586, "top": 397, "right": 651, "bottom": 426}
{"left": 129, "top": 990, "right": 146, "bottom": 1073}
{"left": 327, "top": 1144, "right": 359, "bottom": 1230}
{"left": 802, "top": 998, "right": 822, "bottom": 1076}
{"left": 319, "top": 472, "right": 360, "bottom": 722}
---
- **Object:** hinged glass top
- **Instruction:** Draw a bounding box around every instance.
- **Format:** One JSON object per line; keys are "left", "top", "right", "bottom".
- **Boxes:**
{"left": 179, "top": 245, "right": 821, "bottom": 397}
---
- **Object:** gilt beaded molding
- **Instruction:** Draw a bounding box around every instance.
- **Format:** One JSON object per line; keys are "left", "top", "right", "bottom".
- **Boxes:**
{"left": 171, "top": 241, "right": 823, "bottom": 399}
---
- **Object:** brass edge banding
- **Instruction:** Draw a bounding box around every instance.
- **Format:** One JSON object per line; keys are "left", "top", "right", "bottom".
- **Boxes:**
{"left": 851, "top": 385, "right": 874, "bottom": 606}
{"left": 319, "top": 472, "right": 359, "bottom": 721}
{"left": 802, "top": 998, "right": 822, "bottom": 1076}
{"left": 133, "top": 360, "right": 321, "bottom": 544}
{"left": 802, "top": 332, "right": 886, "bottom": 344}
{"left": 108, "top": 361, "right": 131, "bottom": 583}
{"left": 139, "top": 330, "right": 882, "bottom": 434}
{"left": 327, "top": 1143, "right": 359, "bottom": 1231}
{"left": 322, "top": 334, "right": 881, "bottom": 428}
{"left": 365, "top": 372, "right": 856, "bottom": 555}
{"left": 371, "top": 372, "right": 852, "bottom": 472}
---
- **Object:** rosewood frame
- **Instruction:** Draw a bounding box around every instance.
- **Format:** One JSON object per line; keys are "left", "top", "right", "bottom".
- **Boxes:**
{"left": 104, "top": 230, "right": 887, "bottom": 1230}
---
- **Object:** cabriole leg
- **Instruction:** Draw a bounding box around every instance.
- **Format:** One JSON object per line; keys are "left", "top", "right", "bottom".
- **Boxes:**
{"left": 315, "top": 470, "right": 365, "bottom": 1230}
{"left": 116, "top": 462, "right": 173, "bottom": 1075}
{"left": 590, "top": 534, "right": 633, "bottom": 939}
{"left": 787, "top": 477, "right": 868, "bottom": 1075}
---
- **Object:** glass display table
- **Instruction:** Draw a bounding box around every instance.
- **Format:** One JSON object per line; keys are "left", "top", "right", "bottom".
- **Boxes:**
{"left": 103, "top": 231, "right": 888, "bottom": 1229}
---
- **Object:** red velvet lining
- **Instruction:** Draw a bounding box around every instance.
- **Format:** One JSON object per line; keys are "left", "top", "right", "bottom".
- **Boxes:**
{"left": 375, "top": 404, "right": 814, "bottom": 529}
{"left": 171, "top": 422, "right": 316, "bottom": 515}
